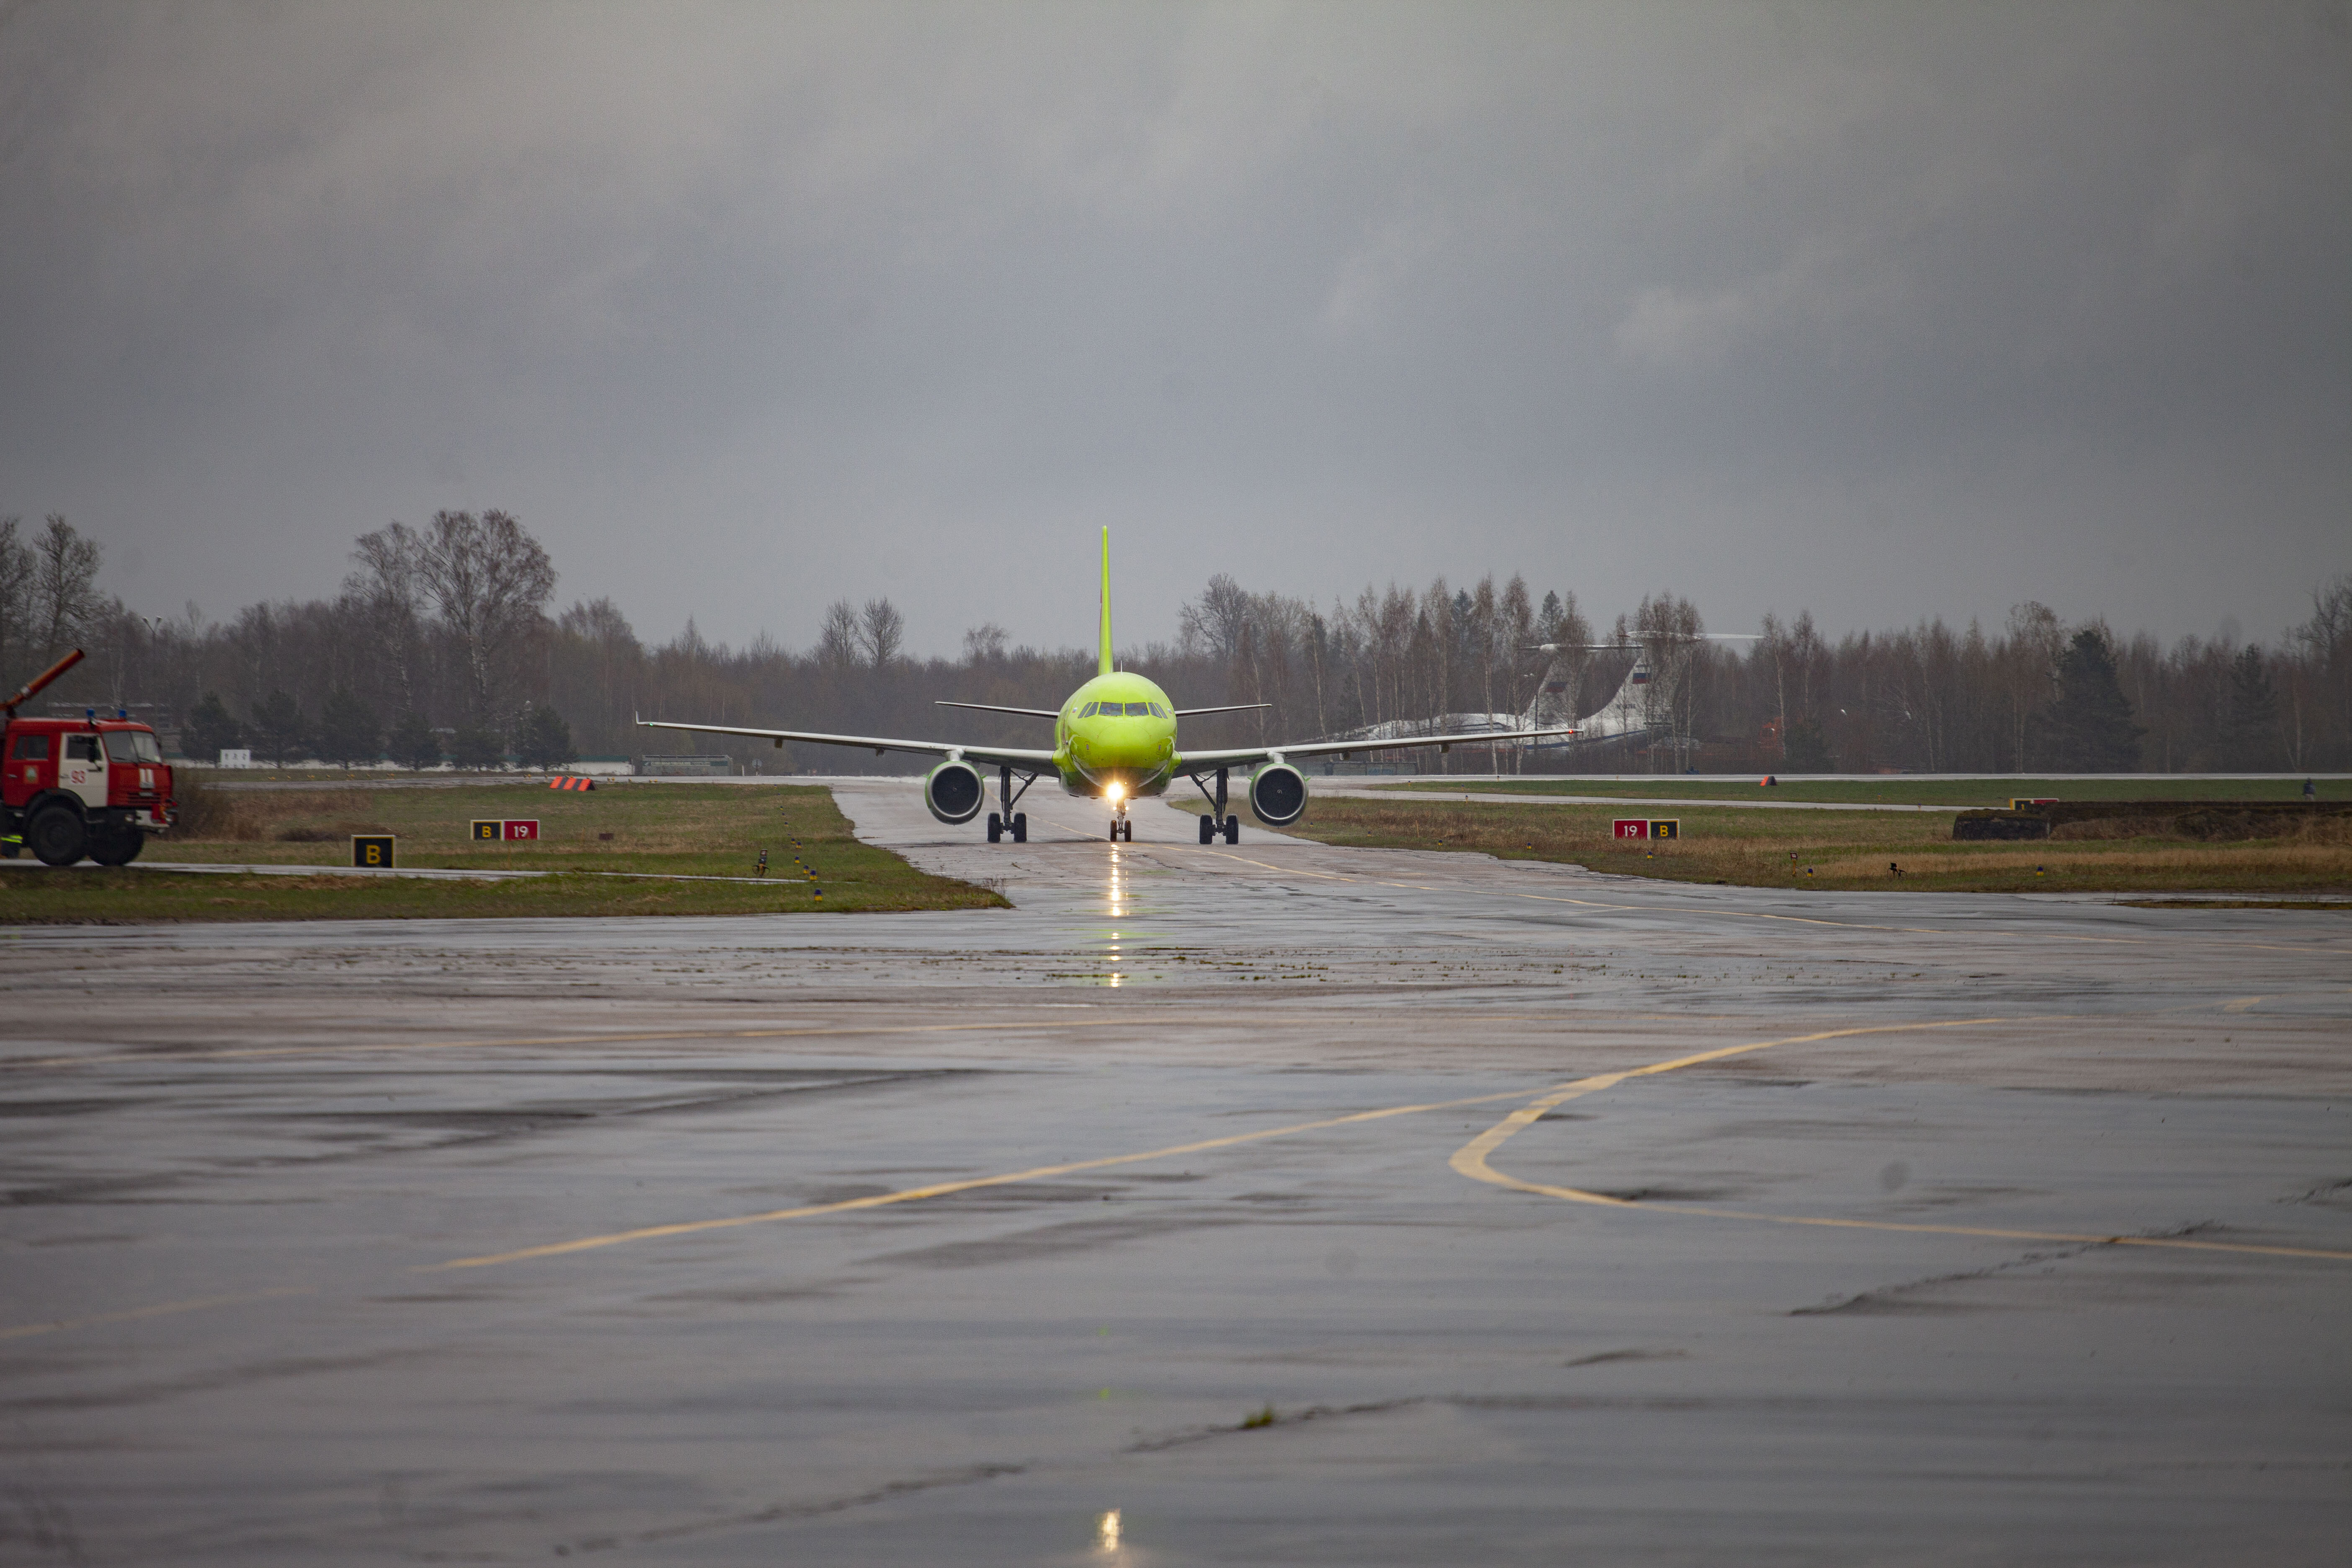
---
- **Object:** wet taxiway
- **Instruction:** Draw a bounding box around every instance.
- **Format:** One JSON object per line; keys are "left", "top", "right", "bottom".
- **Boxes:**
{"left": 2, "top": 778, "right": 2347, "bottom": 1564}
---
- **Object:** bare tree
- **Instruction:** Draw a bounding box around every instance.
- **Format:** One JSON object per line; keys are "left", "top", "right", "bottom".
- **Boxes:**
{"left": 1178, "top": 575, "right": 1252, "bottom": 665}
{"left": 2295, "top": 572, "right": 2352, "bottom": 763}
{"left": 33, "top": 515, "right": 102, "bottom": 665}
{"left": 345, "top": 522, "right": 426, "bottom": 714}
{"left": 1468, "top": 575, "right": 1498, "bottom": 718}
{"left": 1758, "top": 611, "right": 1790, "bottom": 755}
{"left": 552, "top": 597, "right": 645, "bottom": 753}
{"left": 857, "top": 597, "right": 905, "bottom": 670}
{"left": 963, "top": 623, "right": 1009, "bottom": 663}
{"left": 2002, "top": 601, "right": 2064, "bottom": 769}
{"left": 0, "top": 516, "right": 33, "bottom": 684}
{"left": 1635, "top": 592, "right": 1705, "bottom": 768}
{"left": 413, "top": 510, "right": 557, "bottom": 731}
{"left": 817, "top": 600, "right": 862, "bottom": 669}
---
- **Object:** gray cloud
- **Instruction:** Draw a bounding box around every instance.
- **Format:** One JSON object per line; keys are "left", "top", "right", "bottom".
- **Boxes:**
{"left": 3, "top": 0, "right": 2345, "bottom": 655}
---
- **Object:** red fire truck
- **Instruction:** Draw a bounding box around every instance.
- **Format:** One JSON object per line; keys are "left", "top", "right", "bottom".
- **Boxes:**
{"left": 1, "top": 650, "right": 177, "bottom": 867}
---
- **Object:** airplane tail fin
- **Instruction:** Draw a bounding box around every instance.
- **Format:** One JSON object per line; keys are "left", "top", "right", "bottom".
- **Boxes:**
{"left": 1098, "top": 526, "right": 1113, "bottom": 676}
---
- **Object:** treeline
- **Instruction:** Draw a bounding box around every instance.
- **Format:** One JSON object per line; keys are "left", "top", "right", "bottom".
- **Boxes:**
{"left": 1164, "top": 576, "right": 2352, "bottom": 773}
{"left": 8, "top": 508, "right": 2348, "bottom": 773}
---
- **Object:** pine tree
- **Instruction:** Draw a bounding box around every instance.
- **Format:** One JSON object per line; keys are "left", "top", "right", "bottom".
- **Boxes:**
{"left": 316, "top": 688, "right": 381, "bottom": 767}
{"left": 2222, "top": 647, "right": 2280, "bottom": 769}
{"left": 1782, "top": 717, "right": 1834, "bottom": 772}
{"left": 182, "top": 691, "right": 244, "bottom": 763}
{"left": 449, "top": 725, "right": 503, "bottom": 771}
{"left": 2043, "top": 629, "right": 2144, "bottom": 771}
{"left": 387, "top": 711, "right": 441, "bottom": 771}
{"left": 517, "top": 705, "right": 576, "bottom": 770}
{"left": 249, "top": 690, "right": 308, "bottom": 767}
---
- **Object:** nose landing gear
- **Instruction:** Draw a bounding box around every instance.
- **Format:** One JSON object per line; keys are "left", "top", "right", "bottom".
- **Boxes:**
{"left": 1108, "top": 802, "right": 1132, "bottom": 841}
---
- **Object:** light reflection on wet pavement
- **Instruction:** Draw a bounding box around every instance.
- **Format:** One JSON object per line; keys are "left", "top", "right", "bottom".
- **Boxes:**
{"left": 1, "top": 777, "right": 2347, "bottom": 1564}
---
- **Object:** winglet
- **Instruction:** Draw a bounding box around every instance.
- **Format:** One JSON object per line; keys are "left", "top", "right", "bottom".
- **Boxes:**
{"left": 1098, "top": 526, "right": 1113, "bottom": 676}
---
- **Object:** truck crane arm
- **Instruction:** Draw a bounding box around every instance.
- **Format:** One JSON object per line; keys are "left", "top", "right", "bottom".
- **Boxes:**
{"left": 1, "top": 648, "right": 85, "bottom": 718}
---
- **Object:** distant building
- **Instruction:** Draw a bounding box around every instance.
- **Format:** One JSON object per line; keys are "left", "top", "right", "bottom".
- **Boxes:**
{"left": 218, "top": 748, "right": 254, "bottom": 769}
{"left": 638, "top": 754, "right": 731, "bottom": 777}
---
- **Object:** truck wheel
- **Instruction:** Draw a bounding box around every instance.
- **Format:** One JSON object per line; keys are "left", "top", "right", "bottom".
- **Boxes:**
{"left": 28, "top": 807, "right": 88, "bottom": 867}
{"left": 90, "top": 825, "right": 145, "bottom": 867}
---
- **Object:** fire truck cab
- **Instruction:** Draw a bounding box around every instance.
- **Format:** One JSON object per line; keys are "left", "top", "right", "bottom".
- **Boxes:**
{"left": 0, "top": 650, "right": 177, "bottom": 867}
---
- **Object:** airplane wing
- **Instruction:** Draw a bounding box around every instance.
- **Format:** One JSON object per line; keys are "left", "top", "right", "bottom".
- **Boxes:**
{"left": 636, "top": 717, "right": 1057, "bottom": 771}
{"left": 934, "top": 701, "right": 1061, "bottom": 718}
{"left": 1179, "top": 725, "right": 1577, "bottom": 770}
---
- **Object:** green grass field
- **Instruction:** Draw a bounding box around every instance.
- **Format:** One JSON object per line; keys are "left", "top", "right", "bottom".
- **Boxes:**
{"left": 1383, "top": 775, "right": 2347, "bottom": 807}
{"left": 1238, "top": 796, "right": 2352, "bottom": 894}
{"left": 0, "top": 781, "right": 1006, "bottom": 922}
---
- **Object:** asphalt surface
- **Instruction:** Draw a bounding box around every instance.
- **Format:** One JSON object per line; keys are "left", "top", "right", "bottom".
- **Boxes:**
{"left": 2, "top": 779, "right": 2347, "bottom": 1565}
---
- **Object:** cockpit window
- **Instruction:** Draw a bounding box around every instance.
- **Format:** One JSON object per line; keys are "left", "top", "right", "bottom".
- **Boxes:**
{"left": 103, "top": 730, "right": 162, "bottom": 763}
{"left": 1123, "top": 702, "right": 1150, "bottom": 716}
{"left": 1148, "top": 702, "right": 1168, "bottom": 718}
{"left": 1078, "top": 702, "right": 1099, "bottom": 717}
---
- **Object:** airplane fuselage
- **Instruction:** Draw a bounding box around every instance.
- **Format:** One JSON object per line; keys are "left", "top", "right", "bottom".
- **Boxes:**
{"left": 1054, "top": 672, "right": 1180, "bottom": 802}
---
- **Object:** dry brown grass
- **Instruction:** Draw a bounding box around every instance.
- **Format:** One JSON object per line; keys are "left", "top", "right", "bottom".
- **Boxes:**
{"left": 1805, "top": 843, "right": 2352, "bottom": 883}
{"left": 1248, "top": 797, "right": 2352, "bottom": 894}
{"left": 169, "top": 772, "right": 262, "bottom": 840}
{"left": 2050, "top": 812, "right": 2351, "bottom": 843}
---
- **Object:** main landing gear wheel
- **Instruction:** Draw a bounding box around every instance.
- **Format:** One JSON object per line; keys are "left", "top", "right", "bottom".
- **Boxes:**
{"left": 990, "top": 767, "right": 1029, "bottom": 845}
{"left": 1191, "top": 767, "right": 1238, "bottom": 846}
{"left": 28, "top": 807, "right": 87, "bottom": 867}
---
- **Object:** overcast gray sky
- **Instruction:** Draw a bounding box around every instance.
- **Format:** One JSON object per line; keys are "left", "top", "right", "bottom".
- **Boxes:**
{"left": 3, "top": 1, "right": 2346, "bottom": 655}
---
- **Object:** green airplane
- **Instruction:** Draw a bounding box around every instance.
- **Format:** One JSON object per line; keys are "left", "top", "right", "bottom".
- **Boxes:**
{"left": 637, "top": 529, "right": 1574, "bottom": 843}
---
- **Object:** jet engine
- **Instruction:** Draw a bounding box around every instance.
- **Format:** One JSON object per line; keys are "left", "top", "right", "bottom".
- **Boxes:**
{"left": 923, "top": 759, "right": 988, "bottom": 825}
{"left": 1247, "top": 761, "right": 1308, "bottom": 826}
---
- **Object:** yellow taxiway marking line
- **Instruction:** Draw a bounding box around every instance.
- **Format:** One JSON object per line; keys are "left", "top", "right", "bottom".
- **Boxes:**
{"left": 1449, "top": 1021, "right": 2352, "bottom": 1264}
{"left": 425, "top": 1084, "right": 1563, "bottom": 1271}
{"left": 0, "top": 1285, "right": 317, "bottom": 1343}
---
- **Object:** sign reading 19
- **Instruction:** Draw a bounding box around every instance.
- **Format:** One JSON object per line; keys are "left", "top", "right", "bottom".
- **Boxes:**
{"left": 472, "top": 820, "right": 539, "bottom": 841}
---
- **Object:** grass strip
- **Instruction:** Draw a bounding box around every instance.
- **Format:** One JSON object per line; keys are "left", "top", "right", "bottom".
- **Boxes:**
{"left": 1380, "top": 775, "right": 2345, "bottom": 807}
{"left": 2, "top": 784, "right": 1005, "bottom": 922}
{"left": 1239, "top": 797, "right": 2352, "bottom": 894}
